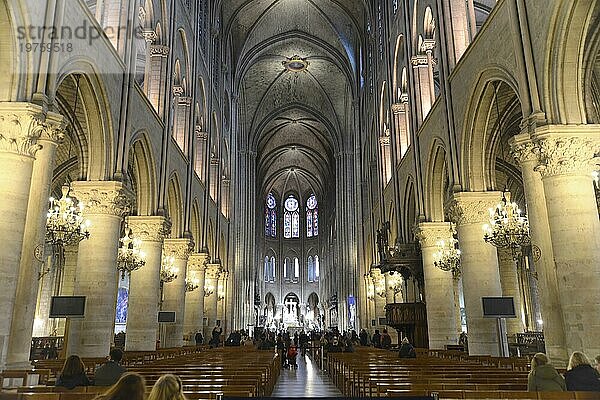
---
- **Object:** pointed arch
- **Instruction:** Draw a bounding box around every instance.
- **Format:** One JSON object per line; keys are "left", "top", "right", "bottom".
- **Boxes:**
{"left": 128, "top": 131, "right": 158, "bottom": 215}
{"left": 167, "top": 172, "right": 184, "bottom": 238}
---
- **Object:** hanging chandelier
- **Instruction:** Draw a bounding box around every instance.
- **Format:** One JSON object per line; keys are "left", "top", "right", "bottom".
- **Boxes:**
{"left": 160, "top": 254, "right": 178, "bottom": 284}
{"left": 204, "top": 284, "right": 214, "bottom": 297}
{"left": 46, "top": 183, "right": 91, "bottom": 246}
{"left": 483, "top": 191, "right": 531, "bottom": 251}
{"left": 433, "top": 227, "right": 461, "bottom": 274}
{"left": 117, "top": 226, "right": 146, "bottom": 279}
{"left": 185, "top": 276, "right": 200, "bottom": 292}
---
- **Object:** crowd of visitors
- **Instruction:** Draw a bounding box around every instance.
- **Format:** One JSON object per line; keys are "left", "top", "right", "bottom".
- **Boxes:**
{"left": 528, "top": 351, "right": 600, "bottom": 392}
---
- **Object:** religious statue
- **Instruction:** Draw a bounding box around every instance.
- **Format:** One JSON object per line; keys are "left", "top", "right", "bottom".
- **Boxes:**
{"left": 376, "top": 221, "right": 391, "bottom": 262}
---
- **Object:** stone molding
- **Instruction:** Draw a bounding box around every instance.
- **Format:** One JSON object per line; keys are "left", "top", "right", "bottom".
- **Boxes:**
{"left": 448, "top": 192, "right": 502, "bottom": 226}
{"left": 510, "top": 134, "right": 537, "bottom": 165}
{"left": 0, "top": 102, "right": 49, "bottom": 157}
{"left": 533, "top": 136, "right": 600, "bottom": 177}
{"left": 164, "top": 238, "right": 194, "bottom": 261}
{"left": 127, "top": 215, "right": 171, "bottom": 242}
{"left": 71, "top": 181, "right": 133, "bottom": 217}
{"left": 379, "top": 136, "right": 391, "bottom": 145}
{"left": 196, "top": 129, "right": 208, "bottom": 140}
{"left": 411, "top": 55, "right": 428, "bottom": 67}
{"left": 391, "top": 103, "right": 406, "bottom": 114}
{"left": 150, "top": 45, "right": 170, "bottom": 56}
{"left": 414, "top": 222, "right": 454, "bottom": 249}
{"left": 39, "top": 112, "right": 66, "bottom": 144}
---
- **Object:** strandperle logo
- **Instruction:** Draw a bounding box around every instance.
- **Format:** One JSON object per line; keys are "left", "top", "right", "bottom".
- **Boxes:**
{"left": 17, "top": 20, "right": 147, "bottom": 47}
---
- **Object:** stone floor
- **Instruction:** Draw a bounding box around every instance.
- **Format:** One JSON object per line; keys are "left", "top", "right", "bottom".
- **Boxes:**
{"left": 271, "top": 353, "right": 342, "bottom": 397}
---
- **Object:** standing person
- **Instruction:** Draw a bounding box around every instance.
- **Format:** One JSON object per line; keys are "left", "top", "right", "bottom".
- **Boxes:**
{"left": 94, "top": 373, "right": 146, "bottom": 400}
{"left": 210, "top": 324, "right": 222, "bottom": 348}
{"left": 371, "top": 329, "right": 382, "bottom": 348}
{"left": 398, "top": 337, "right": 416, "bottom": 358}
{"left": 594, "top": 355, "right": 600, "bottom": 374}
{"left": 95, "top": 348, "right": 127, "bottom": 386}
{"left": 564, "top": 352, "right": 600, "bottom": 392}
{"left": 194, "top": 330, "right": 203, "bottom": 346}
{"left": 381, "top": 329, "right": 392, "bottom": 350}
{"left": 359, "top": 329, "right": 369, "bottom": 346}
{"left": 276, "top": 335, "right": 286, "bottom": 367}
{"left": 56, "top": 355, "right": 91, "bottom": 389}
{"left": 147, "top": 374, "right": 186, "bottom": 400}
{"left": 527, "top": 353, "right": 566, "bottom": 392}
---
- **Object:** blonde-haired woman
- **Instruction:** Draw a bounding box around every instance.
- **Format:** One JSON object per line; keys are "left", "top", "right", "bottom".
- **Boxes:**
{"left": 527, "top": 353, "right": 565, "bottom": 391}
{"left": 564, "top": 351, "right": 600, "bottom": 392}
{"left": 147, "top": 374, "right": 187, "bottom": 400}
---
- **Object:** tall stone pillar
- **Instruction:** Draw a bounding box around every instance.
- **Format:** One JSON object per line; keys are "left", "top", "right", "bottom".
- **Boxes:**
{"left": 67, "top": 182, "right": 132, "bottom": 358}
{"left": 415, "top": 222, "right": 458, "bottom": 349}
{"left": 126, "top": 216, "right": 170, "bottom": 351}
{"left": 0, "top": 104, "right": 46, "bottom": 368}
{"left": 184, "top": 253, "right": 208, "bottom": 337}
{"left": 511, "top": 133, "right": 568, "bottom": 364}
{"left": 454, "top": 277, "right": 463, "bottom": 334}
{"left": 451, "top": 192, "right": 503, "bottom": 356}
{"left": 147, "top": 45, "right": 170, "bottom": 117}
{"left": 203, "top": 263, "right": 221, "bottom": 338}
{"left": 217, "top": 271, "right": 228, "bottom": 326}
{"left": 6, "top": 113, "right": 65, "bottom": 367}
{"left": 533, "top": 131, "right": 600, "bottom": 356}
{"left": 162, "top": 238, "right": 193, "bottom": 348}
{"left": 497, "top": 247, "right": 525, "bottom": 336}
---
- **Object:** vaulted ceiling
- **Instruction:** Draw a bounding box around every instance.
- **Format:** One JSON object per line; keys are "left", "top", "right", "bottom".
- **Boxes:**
{"left": 222, "top": 0, "right": 367, "bottom": 203}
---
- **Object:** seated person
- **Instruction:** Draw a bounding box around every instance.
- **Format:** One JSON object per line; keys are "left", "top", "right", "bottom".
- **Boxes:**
{"left": 95, "top": 348, "right": 127, "bottom": 386}
{"left": 398, "top": 337, "right": 416, "bottom": 358}
{"left": 527, "top": 353, "right": 565, "bottom": 391}
{"left": 93, "top": 373, "right": 146, "bottom": 400}
{"left": 56, "top": 355, "right": 91, "bottom": 389}
{"left": 564, "top": 352, "right": 600, "bottom": 392}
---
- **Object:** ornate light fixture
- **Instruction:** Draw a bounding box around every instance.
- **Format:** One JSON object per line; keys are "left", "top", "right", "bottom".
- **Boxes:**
{"left": 204, "top": 285, "right": 214, "bottom": 297}
{"left": 483, "top": 191, "right": 531, "bottom": 253}
{"left": 433, "top": 225, "right": 461, "bottom": 274}
{"left": 160, "top": 254, "right": 178, "bottom": 284}
{"left": 117, "top": 226, "right": 146, "bottom": 279}
{"left": 185, "top": 276, "right": 200, "bottom": 292}
{"left": 45, "top": 183, "right": 91, "bottom": 246}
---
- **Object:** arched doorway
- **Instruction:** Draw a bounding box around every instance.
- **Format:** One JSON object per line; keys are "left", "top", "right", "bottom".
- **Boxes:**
{"left": 283, "top": 293, "right": 301, "bottom": 327}
{"left": 306, "top": 293, "right": 321, "bottom": 330}
{"left": 264, "top": 293, "right": 276, "bottom": 329}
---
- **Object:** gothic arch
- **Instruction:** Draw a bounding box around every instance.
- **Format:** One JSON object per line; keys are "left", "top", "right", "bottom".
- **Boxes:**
{"left": 129, "top": 132, "right": 158, "bottom": 215}
{"left": 0, "top": 0, "right": 22, "bottom": 101}
{"left": 191, "top": 199, "right": 201, "bottom": 251}
{"left": 167, "top": 172, "right": 184, "bottom": 238}
{"left": 424, "top": 140, "right": 449, "bottom": 222}
{"left": 403, "top": 178, "right": 417, "bottom": 242}
{"left": 393, "top": 34, "right": 406, "bottom": 101}
{"left": 460, "top": 67, "right": 521, "bottom": 191}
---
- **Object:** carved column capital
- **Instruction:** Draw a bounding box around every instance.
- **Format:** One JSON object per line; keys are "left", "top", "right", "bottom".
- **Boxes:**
{"left": 391, "top": 103, "right": 405, "bottom": 114}
{"left": 164, "top": 238, "right": 194, "bottom": 261}
{"left": 196, "top": 129, "right": 208, "bottom": 140}
{"left": 0, "top": 102, "right": 49, "bottom": 157}
{"left": 379, "top": 136, "right": 390, "bottom": 145}
{"left": 126, "top": 215, "right": 172, "bottom": 243}
{"left": 448, "top": 192, "right": 502, "bottom": 226}
{"left": 39, "top": 111, "right": 67, "bottom": 144}
{"left": 71, "top": 181, "right": 133, "bottom": 217}
{"left": 414, "top": 222, "right": 454, "bottom": 249}
{"left": 150, "top": 45, "right": 170, "bottom": 56}
{"left": 205, "top": 263, "right": 222, "bottom": 279}
{"left": 411, "top": 55, "right": 428, "bottom": 67}
{"left": 188, "top": 253, "right": 209, "bottom": 272}
{"left": 533, "top": 136, "right": 600, "bottom": 177}
{"left": 509, "top": 133, "right": 537, "bottom": 165}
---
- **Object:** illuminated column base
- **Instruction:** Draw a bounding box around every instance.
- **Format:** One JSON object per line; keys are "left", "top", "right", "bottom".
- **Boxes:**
{"left": 184, "top": 253, "right": 208, "bottom": 340}
{"left": 203, "top": 263, "right": 221, "bottom": 339}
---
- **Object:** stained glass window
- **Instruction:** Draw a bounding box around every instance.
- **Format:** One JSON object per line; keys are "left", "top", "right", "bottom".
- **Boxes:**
{"left": 264, "top": 256, "right": 275, "bottom": 282}
{"left": 284, "top": 195, "right": 299, "bottom": 238}
{"left": 306, "top": 195, "right": 318, "bottom": 237}
{"left": 270, "top": 256, "right": 276, "bottom": 282}
{"left": 315, "top": 255, "right": 320, "bottom": 280}
{"left": 294, "top": 257, "right": 300, "bottom": 280}
{"left": 307, "top": 256, "right": 314, "bottom": 282}
{"left": 265, "top": 193, "right": 277, "bottom": 238}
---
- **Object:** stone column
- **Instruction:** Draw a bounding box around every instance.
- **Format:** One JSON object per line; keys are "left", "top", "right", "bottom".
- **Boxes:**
{"left": 511, "top": 133, "right": 568, "bottom": 364}
{"left": 217, "top": 271, "right": 228, "bottom": 324}
{"left": 162, "top": 238, "right": 193, "bottom": 348}
{"left": 125, "top": 216, "right": 170, "bottom": 351}
{"left": 67, "top": 182, "right": 132, "bottom": 358}
{"left": 411, "top": 55, "right": 434, "bottom": 121}
{"left": 203, "top": 263, "right": 221, "bottom": 338}
{"left": 184, "top": 253, "right": 208, "bottom": 337}
{"left": 532, "top": 130, "right": 600, "bottom": 357}
{"left": 4, "top": 112, "right": 64, "bottom": 367}
{"left": 0, "top": 103, "right": 46, "bottom": 368}
{"left": 147, "top": 45, "right": 170, "bottom": 117}
{"left": 450, "top": 192, "right": 503, "bottom": 356}
{"left": 497, "top": 247, "right": 525, "bottom": 336}
{"left": 454, "top": 277, "right": 463, "bottom": 334}
{"left": 415, "top": 222, "right": 459, "bottom": 349}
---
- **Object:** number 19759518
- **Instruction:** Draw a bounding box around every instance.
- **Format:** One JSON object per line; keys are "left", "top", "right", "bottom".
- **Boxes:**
{"left": 20, "top": 42, "right": 73, "bottom": 53}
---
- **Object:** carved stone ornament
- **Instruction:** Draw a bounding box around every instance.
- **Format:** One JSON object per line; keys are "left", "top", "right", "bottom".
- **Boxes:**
{"left": 188, "top": 253, "right": 209, "bottom": 272}
{"left": 127, "top": 216, "right": 172, "bottom": 243}
{"left": 414, "top": 222, "right": 454, "bottom": 249}
{"left": 448, "top": 192, "right": 502, "bottom": 226}
{"left": 71, "top": 181, "right": 133, "bottom": 217}
{"left": 39, "top": 112, "right": 67, "bottom": 144}
{"left": 205, "top": 263, "right": 222, "bottom": 280}
{"left": 0, "top": 104, "right": 47, "bottom": 157}
{"left": 150, "top": 45, "right": 170, "bottom": 56}
{"left": 164, "top": 238, "right": 194, "bottom": 261}
{"left": 534, "top": 136, "right": 600, "bottom": 177}
{"left": 510, "top": 140, "right": 538, "bottom": 165}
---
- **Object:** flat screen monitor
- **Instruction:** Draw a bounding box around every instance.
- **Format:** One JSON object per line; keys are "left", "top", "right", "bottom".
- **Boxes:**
{"left": 158, "top": 311, "right": 176, "bottom": 323}
{"left": 482, "top": 297, "right": 516, "bottom": 318}
{"left": 50, "top": 296, "right": 86, "bottom": 318}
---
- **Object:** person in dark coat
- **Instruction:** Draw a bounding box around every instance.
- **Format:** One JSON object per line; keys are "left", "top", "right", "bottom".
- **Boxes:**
{"left": 381, "top": 329, "right": 392, "bottom": 350}
{"left": 371, "top": 329, "right": 381, "bottom": 348}
{"left": 56, "top": 355, "right": 91, "bottom": 389}
{"left": 564, "top": 352, "right": 600, "bottom": 392}
{"left": 527, "top": 353, "right": 566, "bottom": 392}
{"left": 399, "top": 337, "right": 416, "bottom": 358}
{"left": 359, "top": 329, "right": 369, "bottom": 346}
{"left": 95, "top": 349, "right": 127, "bottom": 386}
{"left": 194, "top": 330, "right": 204, "bottom": 346}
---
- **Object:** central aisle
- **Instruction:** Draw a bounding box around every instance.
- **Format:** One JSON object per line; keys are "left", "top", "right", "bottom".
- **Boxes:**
{"left": 271, "top": 353, "right": 343, "bottom": 397}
